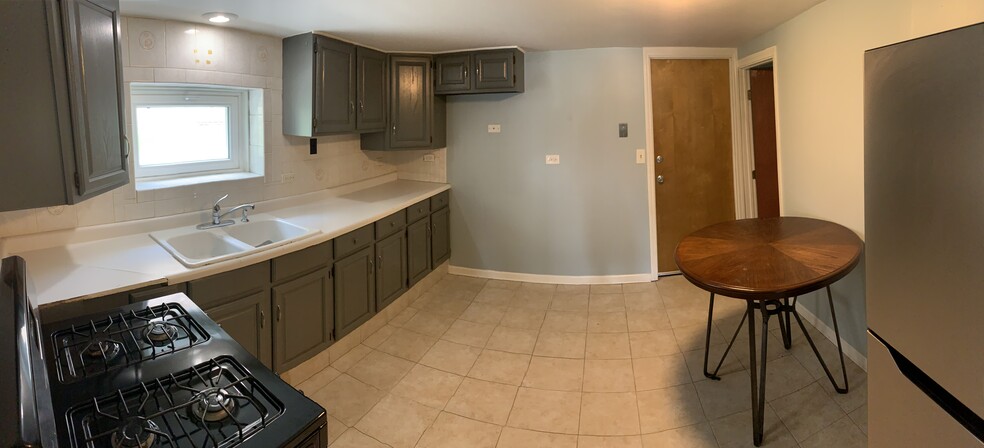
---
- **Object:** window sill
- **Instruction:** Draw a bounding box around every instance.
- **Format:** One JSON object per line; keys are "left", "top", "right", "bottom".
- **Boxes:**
{"left": 136, "top": 172, "right": 264, "bottom": 191}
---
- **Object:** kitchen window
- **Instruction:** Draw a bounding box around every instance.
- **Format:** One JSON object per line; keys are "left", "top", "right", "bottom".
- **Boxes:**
{"left": 130, "top": 84, "right": 252, "bottom": 179}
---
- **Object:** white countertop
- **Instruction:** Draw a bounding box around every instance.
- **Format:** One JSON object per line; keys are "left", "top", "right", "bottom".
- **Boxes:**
{"left": 6, "top": 176, "right": 449, "bottom": 307}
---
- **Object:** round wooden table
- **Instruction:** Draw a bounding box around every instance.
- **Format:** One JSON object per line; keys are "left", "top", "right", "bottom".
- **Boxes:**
{"left": 674, "top": 217, "right": 863, "bottom": 447}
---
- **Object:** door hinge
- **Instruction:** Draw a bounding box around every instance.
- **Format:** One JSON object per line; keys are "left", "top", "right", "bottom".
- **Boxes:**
{"left": 752, "top": 169, "right": 757, "bottom": 180}
{"left": 746, "top": 89, "right": 752, "bottom": 100}
{"left": 73, "top": 172, "right": 80, "bottom": 189}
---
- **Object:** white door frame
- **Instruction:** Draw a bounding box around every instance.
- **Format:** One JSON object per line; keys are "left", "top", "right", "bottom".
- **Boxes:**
{"left": 642, "top": 47, "right": 747, "bottom": 279}
{"left": 736, "top": 46, "right": 785, "bottom": 218}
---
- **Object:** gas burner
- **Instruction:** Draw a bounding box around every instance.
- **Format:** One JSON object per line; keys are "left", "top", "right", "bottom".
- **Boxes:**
{"left": 110, "top": 418, "right": 159, "bottom": 448}
{"left": 83, "top": 334, "right": 122, "bottom": 361}
{"left": 143, "top": 320, "right": 179, "bottom": 345}
{"left": 191, "top": 388, "right": 237, "bottom": 422}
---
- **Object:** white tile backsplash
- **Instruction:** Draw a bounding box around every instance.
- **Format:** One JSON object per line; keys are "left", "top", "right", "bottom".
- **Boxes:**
{"left": 0, "top": 17, "right": 444, "bottom": 241}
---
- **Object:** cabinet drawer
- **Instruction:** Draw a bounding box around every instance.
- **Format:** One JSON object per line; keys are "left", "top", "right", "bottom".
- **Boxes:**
{"left": 407, "top": 199, "right": 430, "bottom": 223}
{"left": 430, "top": 191, "right": 450, "bottom": 210}
{"left": 375, "top": 210, "right": 406, "bottom": 239}
{"left": 272, "top": 241, "right": 333, "bottom": 284}
{"left": 188, "top": 263, "right": 270, "bottom": 308}
{"left": 334, "top": 224, "right": 374, "bottom": 258}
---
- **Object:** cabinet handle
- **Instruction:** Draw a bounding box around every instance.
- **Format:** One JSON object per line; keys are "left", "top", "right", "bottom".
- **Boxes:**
{"left": 392, "top": 125, "right": 397, "bottom": 135}
{"left": 377, "top": 255, "right": 382, "bottom": 270}
{"left": 349, "top": 101, "right": 355, "bottom": 115}
{"left": 123, "top": 135, "right": 130, "bottom": 160}
{"left": 276, "top": 305, "right": 282, "bottom": 322}
{"left": 259, "top": 310, "right": 265, "bottom": 329}
{"left": 359, "top": 100, "right": 365, "bottom": 112}
{"left": 369, "top": 259, "right": 374, "bottom": 275}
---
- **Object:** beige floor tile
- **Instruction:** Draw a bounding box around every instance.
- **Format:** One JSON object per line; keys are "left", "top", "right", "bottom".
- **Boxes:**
{"left": 403, "top": 311, "right": 456, "bottom": 338}
{"left": 762, "top": 356, "right": 815, "bottom": 401}
{"left": 522, "top": 356, "right": 584, "bottom": 391}
{"left": 507, "top": 387, "right": 581, "bottom": 434}
{"left": 327, "top": 414, "right": 347, "bottom": 445}
{"left": 590, "top": 284, "right": 623, "bottom": 294}
{"left": 518, "top": 282, "right": 557, "bottom": 295}
{"left": 637, "top": 384, "right": 705, "bottom": 433}
{"left": 579, "top": 392, "right": 641, "bottom": 436}
{"left": 693, "top": 370, "right": 752, "bottom": 420}
{"left": 587, "top": 311, "right": 628, "bottom": 333}
{"left": 486, "top": 326, "right": 539, "bottom": 354}
{"left": 625, "top": 292, "right": 665, "bottom": 312}
{"left": 445, "top": 378, "right": 519, "bottom": 425}
{"left": 460, "top": 302, "right": 509, "bottom": 325}
{"left": 391, "top": 364, "right": 464, "bottom": 409}
{"left": 683, "top": 344, "right": 745, "bottom": 383}
{"left": 656, "top": 276, "right": 708, "bottom": 308}
{"left": 475, "top": 287, "right": 517, "bottom": 306}
{"left": 500, "top": 307, "right": 546, "bottom": 330}
{"left": 364, "top": 324, "right": 399, "bottom": 348}
{"left": 376, "top": 327, "right": 439, "bottom": 362}
{"left": 442, "top": 319, "right": 496, "bottom": 347}
{"left": 626, "top": 309, "right": 671, "bottom": 332}
{"left": 800, "top": 415, "right": 867, "bottom": 448}
{"left": 347, "top": 350, "right": 415, "bottom": 391}
{"left": 585, "top": 332, "right": 632, "bottom": 359}
{"left": 389, "top": 306, "right": 419, "bottom": 327}
{"left": 542, "top": 310, "right": 589, "bottom": 332}
{"left": 468, "top": 349, "right": 532, "bottom": 386}
{"left": 486, "top": 279, "right": 523, "bottom": 290}
{"left": 510, "top": 293, "right": 553, "bottom": 310}
{"left": 629, "top": 330, "right": 680, "bottom": 358}
{"left": 583, "top": 359, "right": 635, "bottom": 392}
{"left": 309, "top": 374, "right": 384, "bottom": 426}
{"left": 550, "top": 293, "right": 590, "bottom": 312}
{"left": 672, "top": 323, "right": 725, "bottom": 351}
{"left": 331, "top": 428, "right": 388, "bottom": 448}
{"left": 848, "top": 404, "right": 867, "bottom": 434}
{"left": 534, "top": 331, "right": 587, "bottom": 358}
{"left": 709, "top": 405, "right": 797, "bottom": 448}
{"left": 330, "top": 344, "right": 373, "bottom": 372}
{"left": 355, "top": 394, "right": 440, "bottom": 448}
{"left": 496, "top": 427, "right": 578, "bottom": 448}
{"left": 417, "top": 411, "right": 503, "bottom": 448}
{"left": 623, "top": 282, "right": 657, "bottom": 293}
{"left": 296, "top": 366, "right": 341, "bottom": 395}
{"left": 556, "top": 284, "right": 589, "bottom": 294}
{"left": 419, "top": 340, "right": 483, "bottom": 375}
{"left": 641, "top": 423, "right": 718, "bottom": 448}
{"left": 817, "top": 360, "right": 867, "bottom": 414}
{"left": 667, "top": 305, "right": 711, "bottom": 329}
{"left": 633, "top": 353, "right": 692, "bottom": 391}
{"left": 589, "top": 294, "right": 626, "bottom": 312}
{"left": 578, "top": 435, "right": 644, "bottom": 448}
{"left": 770, "top": 382, "right": 846, "bottom": 442}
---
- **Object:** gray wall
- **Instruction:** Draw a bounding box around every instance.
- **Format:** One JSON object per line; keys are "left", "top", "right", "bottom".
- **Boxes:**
{"left": 447, "top": 48, "right": 650, "bottom": 277}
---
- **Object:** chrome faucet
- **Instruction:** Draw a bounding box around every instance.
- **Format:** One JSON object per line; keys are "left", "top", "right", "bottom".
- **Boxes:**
{"left": 196, "top": 194, "right": 255, "bottom": 230}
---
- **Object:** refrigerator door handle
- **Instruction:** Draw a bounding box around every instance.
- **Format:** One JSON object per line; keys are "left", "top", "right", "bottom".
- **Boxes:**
{"left": 870, "top": 329, "right": 984, "bottom": 441}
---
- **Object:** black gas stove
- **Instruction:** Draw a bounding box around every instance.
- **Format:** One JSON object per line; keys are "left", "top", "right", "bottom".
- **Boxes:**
{"left": 1, "top": 256, "right": 326, "bottom": 448}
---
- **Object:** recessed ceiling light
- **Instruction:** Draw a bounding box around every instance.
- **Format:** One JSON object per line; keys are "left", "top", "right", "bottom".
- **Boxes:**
{"left": 202, "top": 12, "right": 237, "bottom": 23}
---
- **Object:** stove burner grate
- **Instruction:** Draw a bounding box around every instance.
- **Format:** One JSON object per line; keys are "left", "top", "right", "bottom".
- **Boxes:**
{"left": 110, "top": 418, "right": 159, "bottom": 448}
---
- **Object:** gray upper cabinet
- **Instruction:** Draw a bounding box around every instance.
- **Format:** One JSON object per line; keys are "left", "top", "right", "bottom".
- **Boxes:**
{"left": 273, "top": 268, "right": 334, "bottom": 372}
{"left": 361, "top": 55, "right": 447, "bottom": 151}
{"left": 283, "top": 33, "right": 387, "bottom": 137}
{"left": 434, "top": 48, "right": 525, "bottom": 95}
{"left": 0, "top": 0, "right": 129, "bottom": 212}
{"left": 334, "top": 245, "right": 376, "bottom": 339}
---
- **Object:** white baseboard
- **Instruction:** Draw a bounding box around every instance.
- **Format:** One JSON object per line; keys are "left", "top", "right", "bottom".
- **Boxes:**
{"left": 448, "top": 265, "right": 653, "bottom": 285}
{"left": 795, "top": 302, "right": 867, "bottom": 372}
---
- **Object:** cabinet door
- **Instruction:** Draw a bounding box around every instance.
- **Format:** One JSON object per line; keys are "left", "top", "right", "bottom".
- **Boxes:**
{"left": 62, "top": 0, "right": 129, "bottom": 199}
{"left": 435, "top": 53, "right": 472, "bottom": 94}
{"left": 334, "top": 246, "right": 375, "bottom": 339}
{"left": 206, "top": 291, "right": 272, "bottom": 368}
{"left": 357, "top": 46, "right": 387, "bottom": 132}
{"left": 474, "top": 50, "right": 517, "bottom": 91}
{"left": 431, "top": 207, "right": 451, "bottom": 267}
{"left": 273, "top": 269, "right": 334, "bottom": 372}
{"left": 375, "top": 231, "right": 407, "bottom": 311}
{"left": 389, "top": 56, "right": 433, "bottom": 148}
{"left": 314, "top": 36, "right": 356, "bottom": 134}
{"left": 407, "top": 216, "right": 432, "bottom": 286}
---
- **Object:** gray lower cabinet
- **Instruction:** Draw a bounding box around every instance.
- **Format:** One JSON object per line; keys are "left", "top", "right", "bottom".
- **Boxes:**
{"left": 0, "top": 0, "right": 129, "bottom": 212}
{"left": 205, "top": 291, "right": 273, "bottom": 369}
{"left": 375, "top": 231, "right": 407, "bottom": 311}
{"left": 334, "top": 246, "right": 376, "bottom": 339}
{"left": 407, "top": 217, "right": 432, "bottom": 287}
{"left": 361, "top": 55, "right": 447, "bottom": 151}
{"left": 273, "top": 268, "right": 334, "bottom": 372}
{"left": 431, "top": 206, "right": 451, "bottom": 267}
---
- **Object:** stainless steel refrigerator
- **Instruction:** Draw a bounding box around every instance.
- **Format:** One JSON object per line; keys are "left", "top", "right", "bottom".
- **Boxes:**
{"left": 864, "top": 22, "right": 983, "bottom": 447}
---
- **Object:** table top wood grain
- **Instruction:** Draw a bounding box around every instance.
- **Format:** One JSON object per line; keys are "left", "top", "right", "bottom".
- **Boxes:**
{"left": 674, "top": 217, "right": 864, "bottom": 300}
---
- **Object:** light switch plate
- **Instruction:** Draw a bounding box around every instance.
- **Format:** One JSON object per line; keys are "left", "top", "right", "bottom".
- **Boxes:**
{"left": 619, "top": 123, "right": 628, "bottom": 138}
{"left": 423, "top": 154, "right": 436, "bottom": 162}
{"left": 545, "top": 154, "right": 560, "bottom": 165}
{"left": 488, "top": 124, "right": 501, "bottom": 133}
{"left": 636, "top": 149, "right": 646, "bottom": 164}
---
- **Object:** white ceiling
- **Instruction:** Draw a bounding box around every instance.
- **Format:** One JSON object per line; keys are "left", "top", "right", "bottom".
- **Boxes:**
{"left": 120, "top": 0, "right": 824, "bottom": 52}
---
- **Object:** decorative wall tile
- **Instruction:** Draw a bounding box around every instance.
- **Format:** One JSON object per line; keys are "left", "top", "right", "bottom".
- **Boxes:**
{"left": 127, "top": 18, "right": 166, "bottom": 67}
{"left": 249, "top": 34, "right": 280, "bottom": 77}
{"left": 153, "top": 68, "right": 186, "bottom": 83}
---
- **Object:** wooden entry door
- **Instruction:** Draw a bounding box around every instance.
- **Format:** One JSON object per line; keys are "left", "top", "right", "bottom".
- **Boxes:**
{"left": 749, "top": 67, "right": 780, "bottom": 218}
{"left": 652, "top": 59, "right": 736, "bottom": 273}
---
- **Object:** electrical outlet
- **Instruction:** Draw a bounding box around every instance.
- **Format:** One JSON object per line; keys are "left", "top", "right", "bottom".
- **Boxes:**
{"left": 281, "top": 172, "right": 295, "bottom": 183}
{"left": 488, "top": 124, "right": 501, "bottom": 133}
{"left": 636, "top": 149, "right": 646, "bottom": 164}
{"left": 545, "top": 154, "right": 560, "bottom": 165}
{"left": 423, "top": 154, "right": 436, "bottom": 162}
